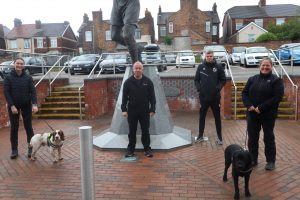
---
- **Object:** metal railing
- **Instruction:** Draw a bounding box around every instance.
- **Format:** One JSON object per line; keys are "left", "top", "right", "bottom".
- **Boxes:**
{"left": 270, "top": 49, "right": 298, "bottom": 120}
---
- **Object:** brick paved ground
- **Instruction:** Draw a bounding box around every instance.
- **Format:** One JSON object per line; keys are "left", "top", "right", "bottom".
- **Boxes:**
{"left": 0, "top": 111, "right": 300, "bottom": 200}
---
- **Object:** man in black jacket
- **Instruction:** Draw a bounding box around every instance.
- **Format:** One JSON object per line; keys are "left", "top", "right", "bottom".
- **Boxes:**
{"left": 121, "top": 61, "right": 156, "bottom": 157}
{"left": 4, "top": 57, "right": 38, "bottom": 159}
{"left": 194, "top": 50, "right": 226, "bottom": 145}
{"left": 242, "top": 58, "right": 284, "bottom": 170}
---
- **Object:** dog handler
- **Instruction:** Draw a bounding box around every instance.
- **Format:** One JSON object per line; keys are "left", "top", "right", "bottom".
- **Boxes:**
{"left": 121, "top": 62, "right": 156, "bottom": 157}
{"left": 4, "top": 57, "right": 38, "bottom": 159}
{"left": 242, "top": 58, "right": 284, "bottom": 170}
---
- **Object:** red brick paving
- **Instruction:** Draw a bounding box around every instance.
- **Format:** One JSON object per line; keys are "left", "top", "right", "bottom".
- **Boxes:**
{"left": 0, "top": 111, "right": 300, "bottom": 199}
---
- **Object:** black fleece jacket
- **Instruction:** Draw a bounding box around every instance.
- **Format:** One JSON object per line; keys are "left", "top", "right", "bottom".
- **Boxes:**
{"left": 4, "top": 69, "right": 37, "bottom": 107}
{"left": 194, "top": 60, "right": 226, "bottom": 101}
{"left": 121, "top": 75, "right": 156, "bottom": 113}
{"left": 242, "top": 72, "right": 284, "bottom": 118}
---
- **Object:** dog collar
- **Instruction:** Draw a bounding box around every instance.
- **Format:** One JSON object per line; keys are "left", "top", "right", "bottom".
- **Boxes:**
{"left": 239, "top": 167, "right": 253, "bottom": 173}
{"left": 47, "top": 135, "right": 63, "bottom": 148}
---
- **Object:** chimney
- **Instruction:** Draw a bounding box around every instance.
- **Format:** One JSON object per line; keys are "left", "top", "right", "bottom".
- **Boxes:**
{"left": 83, "top": 13, "right": 89, "bottom": 23}
{"left": 158, "top": 5, "right": 162, "bottom": 14}
{"left": 180, "top": 0, "right": 198, "bottom": 10}
{"left": 258, "top": 0, "right": 266, "bottom": 7}
{"left": 35, "top": 20, "right": 41, "bottom": 29}
{"left": 92, "top": 9, "right": 102, "bottom": 23}
{"left": 0, "top": 24, "right": 4, "bottom": 38}
{"left": 14, "top": 18, "right": 22, "bottom": 27}
{"left": 145, "top": 8, "right": 151, "bottom": 17}
{"left": 212, "top": 3, "right": 217, "bottom": 13}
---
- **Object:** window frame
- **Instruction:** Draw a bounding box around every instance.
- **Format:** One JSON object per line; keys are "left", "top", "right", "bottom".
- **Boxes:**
{"left": 105, "top": 30, "right": 112, "bottom": 41}
{"left": 254, "top": 19, "right": 263, "bottom": 27}
{"left": 85, "top": 31, "right": 92, "bottom": 42}
{"left": 37, "top": 38, "right": 43, "bottom": 48}
{"left": 276, "top": 18, "right": 285, "bottom": 25}
{"left": 206, "top": 21, "right": 211, "bottom": 33}
{"left": 160, "top": 26, "right": 167, "bottom": 37}
{"left": 169, "top": 22, "right": 173, "bottom": 33}
{"left": 50, "top": 37, "right": 57, "bottom": 48}
{"left": 10, "top": 40, "right": 17, "bottom": 49}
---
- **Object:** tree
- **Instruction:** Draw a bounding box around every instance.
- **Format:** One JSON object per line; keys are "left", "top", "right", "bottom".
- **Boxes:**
{"left": 267, "top": 17, "right": 300, "bottom": 40}
{"left": 164, "top": 35, "right": 173, "bottom": 45}
{"left": 255, "top": 32, "right": 278, "bottom": 42}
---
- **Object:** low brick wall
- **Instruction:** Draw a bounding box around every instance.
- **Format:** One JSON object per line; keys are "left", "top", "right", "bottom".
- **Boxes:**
{"left": 0, "top": 78, "right": 68, "bottom": 128}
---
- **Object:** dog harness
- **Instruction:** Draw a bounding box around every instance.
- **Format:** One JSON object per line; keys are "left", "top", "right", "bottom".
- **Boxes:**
{"left": 47, "top": 135, "right": 63, "bottom": 149}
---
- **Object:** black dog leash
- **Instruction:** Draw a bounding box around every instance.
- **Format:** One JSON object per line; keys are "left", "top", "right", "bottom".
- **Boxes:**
{"left": 43, "top": 120, "right": 55, "bottom": 132}
{"left": 244, "top": 130, "right": 248, "bottom": 150}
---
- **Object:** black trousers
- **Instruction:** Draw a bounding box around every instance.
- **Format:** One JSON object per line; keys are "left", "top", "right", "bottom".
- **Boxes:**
{"left": 247, "top": 115, "right": 276, "bottom": 163}
{"left": 198, "top": 98, "right": 222, "bottom": 140}
{"left": 8, "top": 104, "right": 34, "bottom": 151}
{"left": 127, "top": 111, "right": 150, "bottom": 152}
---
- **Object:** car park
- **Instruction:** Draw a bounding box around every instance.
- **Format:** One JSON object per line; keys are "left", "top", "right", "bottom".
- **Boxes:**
{"left": 23, "top": 56, "right": 47, "bottom": 75}
{"left": 64, "top": 56, "right": 80, "bottom": 73}
{"left": 202, "top": 45, "right": 229, "bottom": 68}
{"left": 99, "top": 53, "right": 130, "bottom": 74}
{"left": 240, "top": 47, "right": 275, "bottom": 67}
{"left": 164, "top": 53, "right": 177, "bottom": 65}
{"left": 69, "top": 54, "right": 100, "bottom": 75}
{"left": 176, "top": 50, "right": 195, "bottom": 68}
{"left": 276, "top": 43, "right": 300, "bottom": 65}
{"left": 143, "top": 44, "right": 167, "bottom": 71}
{"left": 0, "top": 60, "right": 14, "bottom": 79}
{"left": 229, "top": 46, "right": 246, "bottom": 64}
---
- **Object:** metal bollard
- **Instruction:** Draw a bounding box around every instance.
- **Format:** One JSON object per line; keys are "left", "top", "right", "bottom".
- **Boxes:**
{"left": 79, "top": 126, "right": 95, "bottom": 200}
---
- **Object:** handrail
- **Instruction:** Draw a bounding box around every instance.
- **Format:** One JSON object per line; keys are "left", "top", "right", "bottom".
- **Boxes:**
{"left": 35, "top": 55, "right": 68, "bottom": 95}
{"left": 270, "top": 49, "right": 298, "bottom": 120}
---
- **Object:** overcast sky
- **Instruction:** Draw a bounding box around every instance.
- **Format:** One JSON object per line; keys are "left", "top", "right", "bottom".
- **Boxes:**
{"left": 1, "top": 0, "right": 299, "bottom": 38}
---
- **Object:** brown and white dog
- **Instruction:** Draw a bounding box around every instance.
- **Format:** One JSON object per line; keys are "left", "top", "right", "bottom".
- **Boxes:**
{"left": 29, "top": 130, "right": 65, "bottom": 163}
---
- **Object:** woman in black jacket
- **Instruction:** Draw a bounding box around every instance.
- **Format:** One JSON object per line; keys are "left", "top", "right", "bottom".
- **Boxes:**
{"left": 242, "top": 58, "right": 284, "bottom": 170}
{"left": 4, "top": 57, "right": 38, "bottom": 159}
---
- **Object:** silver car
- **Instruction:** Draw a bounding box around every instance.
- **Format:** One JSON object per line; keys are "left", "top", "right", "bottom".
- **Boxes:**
{"left": 202, "top": 45, "right": 229, "bottom": 67}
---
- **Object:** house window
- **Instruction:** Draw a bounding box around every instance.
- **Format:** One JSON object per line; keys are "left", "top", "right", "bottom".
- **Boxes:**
{"left": 50, "top": 37, "right": 57, "bottom": 48}
{"left": 135, "top": 29, "right": 141, "bottom": 39}
{"left": 37, "top": 38, "right": 43, "bottom": 48}
{"left": 10, "top": 40, "right": 17, "bottom": 49}
{"left": 248, "top": 34, "right": 256, "bottom": 42}
{"left": 169, "top": 22, "right": 173, "bottom": 33}
{"left": 160, "top": 26, "right": 166, "bottom": 37}
{"left": 276, "top": 18, "right": 285, "bottom": 25}
{"left": 206, "top": 21, "right": 211, "bottom": 32}
{"left": 255, "top": 19, "right": 263, "bottom": 27}
{"left": 212, "top": 26, "right": 217, "bottom": 36}
{"left": 236, "top": 22, "right": 243, "bottom": 30}
{"left": 85, "top": 31, "right": 92, "bottom": 42}
{"left": 24, "top": 39, "right": 31, "bottom": 49}
{"left": 106, "top": 30, "right": 112, "bottom": 41}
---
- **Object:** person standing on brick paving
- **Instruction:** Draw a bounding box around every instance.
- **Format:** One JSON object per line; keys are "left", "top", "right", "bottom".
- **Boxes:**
{"left": 242, "top": 58, "right": 284, "bottom": 171}
{"left": 110, "top": 0, "right": 142, "bottom": 63}
{"left": 3, "top": 57, "right": 38, "bottom": 159}
{"left": 121, "top": 61, "right": 156, "bottom": 157}
{"left": 194, "top": 50, "right": 226, "bottom": 145}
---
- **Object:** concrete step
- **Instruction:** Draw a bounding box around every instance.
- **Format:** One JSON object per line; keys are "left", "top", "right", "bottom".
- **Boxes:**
{"left": 41, "top": 101, "right": 85, "bottom": 108}
{"left": 33, "top": 113, "right": 85, "bottom": 119}
{"left": 234, "top": 114, "right": 295, "bottom": 119}
{"left": 51, "top": 91, "right": 84, "bottom": 96}
{"left": 53, "top": 86, "right": 81, "bottom": 92}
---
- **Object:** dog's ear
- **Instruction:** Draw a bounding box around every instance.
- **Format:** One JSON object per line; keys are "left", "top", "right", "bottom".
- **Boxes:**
{"left": 59, "top": 130, "right": 65, "bottom": 141}
{"left": 50, "top": 131, "right": 55, "bottom": 139}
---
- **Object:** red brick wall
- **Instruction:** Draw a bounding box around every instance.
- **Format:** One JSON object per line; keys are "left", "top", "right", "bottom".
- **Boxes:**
{"left": 284, "top": 76, "right": 300, "bottom": 119}
{"left": 221, "top": 78, "right": 233, "bottom": 119}
{"left": 0, "top": 78, "right": 68, "bottom": 128}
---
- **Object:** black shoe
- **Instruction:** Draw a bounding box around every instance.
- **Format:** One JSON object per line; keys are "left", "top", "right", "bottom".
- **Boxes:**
{"left": 125, "top": 150, "right": 135, "bottom": 158}
{"left": 28, "top": 146, "right": 33, "bottom": 158}
{"left": 265, "top": 162, "right": 275, "bottom": 170}
{"left": 10, "top": 149, "right": 18, "bottom": 159}
{"left": 144, "top": 149, "right": 153, "bottom": 157}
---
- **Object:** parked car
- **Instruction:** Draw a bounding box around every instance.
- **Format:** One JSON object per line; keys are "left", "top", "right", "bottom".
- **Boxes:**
{"left": 0, "top": 60, "right": 14, "bottom": 79}
{"left": 276, "top": 43, "right": 300, "bottom": 65}
{"left": 165, "top": 53, "right": 177, "bottom": 64}
{"left": 240, "top": 47, "right": 275, "bottom": 67}
{"left": 229, "top": 46, "right": 246, "bottom": 64}
{"left": 64, "top": 56, "right": 80, "bottom": 73}
{"left": 143, "top": 44, "right": 167, "bottom": 71}
{"left": 23, "top": 57, "right": 47, "bottom": 75}
{"left": 69, "top": 54, "right": 100, "bottom": 75}
{"left": 176, "top": 50, "right": 196, "bottom": 68}
{"left": 99, "top": 53, "right": 130, "bottom": 74}
{"left": 202, "top": 45, "right": 229, "bottom": 68}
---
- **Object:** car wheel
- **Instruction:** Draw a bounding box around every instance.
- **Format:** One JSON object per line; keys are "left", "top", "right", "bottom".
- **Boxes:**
{"left": 70, "top": 72, "right": 75, "bottom": 75}
{"left": 176, "top": 65, "right": 178, "bottom": 68}
{"left": 244, "top": 59, "right": 248, "bottom": 68}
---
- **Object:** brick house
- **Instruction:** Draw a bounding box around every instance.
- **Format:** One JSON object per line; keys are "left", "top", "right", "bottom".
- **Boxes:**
{"left": 222, "top": 0, "right": 300, "bottom": 43}
{"left": 77, "top": 9, "right": 155, "bottom": 54}
{"left": 0, "top": 24, "right": 6, "bottom": 50}
{"left": 157, "top": 0, "right": 220, "bottom": 51}
{"left": 5, "top": 19, "right": 77, "bottom": 54}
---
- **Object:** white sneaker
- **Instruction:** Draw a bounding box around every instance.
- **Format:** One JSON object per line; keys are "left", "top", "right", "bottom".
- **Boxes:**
{"left": 215, "top": 138, "right": 223, "bottom": 145}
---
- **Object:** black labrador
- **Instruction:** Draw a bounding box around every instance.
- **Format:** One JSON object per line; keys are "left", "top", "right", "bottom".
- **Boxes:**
{"left": 223, "top": 144, "right": 253, "bottom": 200}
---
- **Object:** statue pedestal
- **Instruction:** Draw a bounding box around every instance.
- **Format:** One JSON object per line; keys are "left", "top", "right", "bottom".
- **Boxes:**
{"left": 93, "top": 66, "right": 192, "bottom": 150}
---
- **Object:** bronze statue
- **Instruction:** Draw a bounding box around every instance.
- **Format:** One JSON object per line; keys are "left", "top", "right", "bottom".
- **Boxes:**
{"left": 111, "top": 0, "right": 142, "bottom": 63}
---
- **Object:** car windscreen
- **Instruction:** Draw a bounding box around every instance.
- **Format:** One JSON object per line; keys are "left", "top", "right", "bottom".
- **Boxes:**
{"left": 205, "top": 46, "right": 226, "bottom": 52}
{"left": 105, "top": 54, "right": 127, "bottom": 60}
{"left": 247, "top": 48, "right": 268, "bottom": 54}
{"left": 179, "top": 52, "right": 193, "bottom": 56}
{"left": 232, "top": 47, "right": 246, "bottom": 53}
{"left": 77, "top": 55, "right": 97, "bottom": 61}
